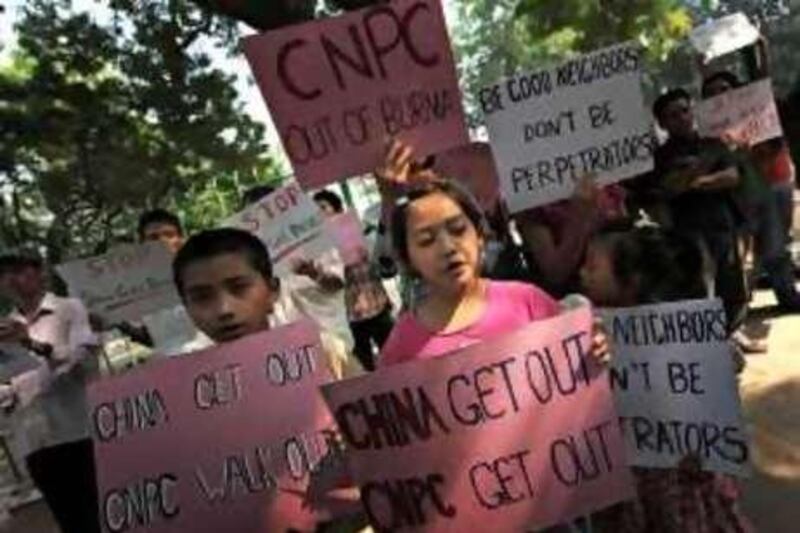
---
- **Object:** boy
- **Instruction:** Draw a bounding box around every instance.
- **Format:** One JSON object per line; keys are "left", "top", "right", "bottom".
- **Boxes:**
{"left": 173, "top": 228, "right": 360, "bottom": 379}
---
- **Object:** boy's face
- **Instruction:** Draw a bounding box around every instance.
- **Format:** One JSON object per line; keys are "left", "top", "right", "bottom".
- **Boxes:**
{"left": 142, "top": 222, "right": 185, "bottom": 255}
{"left": 180, "top": 253, "right": 277, "bottom": 343}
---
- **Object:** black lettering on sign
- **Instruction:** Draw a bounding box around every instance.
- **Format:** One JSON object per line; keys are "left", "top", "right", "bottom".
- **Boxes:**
{"left": 265, "top": 343, "right": 318, "bottom": 386}
{"left": 549, "top": 420, "right": 616, "bottom": 487}
{"left": 620, "top": 416, "right": 749, "bottom": 466}
{"left": 362, "top": 474, "right": 456, "bottom": 532}
{"left": 446, "top": 357, "right": 520, "bottom": 427}
{"left": 193, "top": 364, "right": 243, "bottom": 411}
{"left": 283, "top": 117, "right": 339, "bottom": 165}
{"left": 335, "top": 386, "right": 450, "bottom": 451}
{"left": 194, "top": 445, "right": 276, "bottom": 504}
{"left": 276, "top": 0, "right": 440, "bottom": 101}
{"left": 523, "top": 332, "right": 591, "bottom": 405}
{"left": 93, "top": 389, "right": 169, "bottom": 443}
{"left": 284, "top": 429, "right": 339, "bottom": 481}
{"left": 380, "top": 88, "right": 454, "bottom": 135}
{"left": 103, "top": 474, "right": 179, "bottom": 532}
{"left": 588, "top": 100, "right": 616, "bottom": 129}
{"left": 506, "top": 70, "right": 553, "bottom": 103}
{"left": 468, "top": 449, "right": 535, "bottom": 510}
{"left": 667, "top": 362, "right": 705, "bottom": 395}
{"left": 479, "top": 84, "right": 504, "bottom": 115}
{"left": 609, "top": 362, "right": 651, "bottom": 392}
{"left": 523, "top": 110, "right": 577, "bottom": 143}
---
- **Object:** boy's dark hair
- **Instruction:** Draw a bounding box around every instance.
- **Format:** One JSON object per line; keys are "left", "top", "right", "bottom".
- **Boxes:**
{"left": 0, "top": 254, "right": 44, "bottom": 273}
{"left": 172, "top": 228, "right": 273, "bottom": 298}
{"left": 390, "top": 179, "right": 487, "bottom": 269}
{"left": 601, "top": 227, "right": 706, "bottom": 304}
{"left": 242, "top": 185, "right": 276, "bottom": 207}
{"left": 652, "top": 88, "right": 692, "bottom": 123}
{"left": 137, "top": 209, "right": 183, "bottom": 240}
{"left": 312, "top": 189, "right": 344, "bottom": 213}
{"left": 701, "top": 71, "right": 742, "bottom": 99}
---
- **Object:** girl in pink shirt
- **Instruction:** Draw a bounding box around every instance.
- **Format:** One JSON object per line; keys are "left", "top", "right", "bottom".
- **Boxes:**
{"left": 374, "top": 141, "right": 597, "bottom": 367}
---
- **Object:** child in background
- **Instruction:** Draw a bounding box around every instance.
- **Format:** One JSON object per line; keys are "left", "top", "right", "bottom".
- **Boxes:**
{"left": 580, "top": 226, "right": 752, "bottom": 532}
{"left": 172, "top": 228, "right": 361, "bottom": 379}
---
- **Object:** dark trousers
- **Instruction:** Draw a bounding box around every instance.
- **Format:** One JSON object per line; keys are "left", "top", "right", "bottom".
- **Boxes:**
{"left": 703, "top": 231, "right": 749, "bottom": 332}
{"left": 26, "top": 438, "right": 100, "bottom": 533}
{"left": 350, "top": 307, "right": 394, "bottom": 371}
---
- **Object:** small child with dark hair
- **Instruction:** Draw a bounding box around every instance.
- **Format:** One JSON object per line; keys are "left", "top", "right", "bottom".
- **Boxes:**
{"left": 173, "top": 228, "right": 359, "bottom": 379}
{"left": 580, "top": 227, "right": 751, "bottom": 532}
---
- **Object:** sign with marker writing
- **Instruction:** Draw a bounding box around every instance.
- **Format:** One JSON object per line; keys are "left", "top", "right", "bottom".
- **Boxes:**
{"left": 603, "top": 299, "right": 750, "bottom": 477}
{"left": 432, "top": 142, "right": 501, "bottom": 211}
{"left": 243, "top": 0, "right": 468, "bottom": 189}
{"left": 327, "top": 212, "right": 368, "bottom": 266}
{"left": 697, "top": 78, "right": 783, "bottom": 147}
{"left": 225, "top": 182, "right": 336, "bottom": 276}
{"left": 690, "top": 12, "right": 761, "bottom": 62}
{"left": 89, "top": 321, "right": 351, "bottom": 533}
{"left": 57, "top": 242, "right": 180, "bottom": 323}
{"left": 482, "top": 42, "right": 655, "bottom": 213}
{"left": 322, "top": 308, "right": 634, "bottom": 532}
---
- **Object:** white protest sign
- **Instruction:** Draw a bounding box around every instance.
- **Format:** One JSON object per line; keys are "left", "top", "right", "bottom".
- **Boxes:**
{"left": 697, "top": 78, "right": 783, "bottom": 146}
{"left": 57, "top": 242, "right": 180, "bottom": 323}
{"left": 482, "top": 42, "right": 655, "bottom": 213}
{"left": 603, "top": 299, "right": 750, "bottom": 477}
{"left": 225, "top": 182, "right": 336, "bottom": 275}
{"left": 690, "top": 12, "right": 761, "bottom": 62}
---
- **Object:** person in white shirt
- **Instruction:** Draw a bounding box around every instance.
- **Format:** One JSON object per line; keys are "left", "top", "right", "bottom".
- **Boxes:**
{"left": 0, "top": 254, "right": 100, "bottom": 533}
{"left": 242, "top": 185, "right": 355, "bottom": 352}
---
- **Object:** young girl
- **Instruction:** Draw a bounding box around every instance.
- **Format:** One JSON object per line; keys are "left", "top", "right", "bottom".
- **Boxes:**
{"left": 580, "top": 226, "right": 752, "bottom": 532}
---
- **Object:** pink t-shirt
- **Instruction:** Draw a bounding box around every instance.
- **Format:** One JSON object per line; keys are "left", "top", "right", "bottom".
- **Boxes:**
{"left": 379, "top": 281, "right": 559, "bottom": 367}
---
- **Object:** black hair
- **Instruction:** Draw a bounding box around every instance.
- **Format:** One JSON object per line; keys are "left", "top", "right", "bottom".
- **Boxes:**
{"left": 0, "top": 255, "right": 16, "bottom": 277}
{"left": 0, "top": 254, "right": 44, "bottom": 273}
{"left": 172, "top": 228, "right": 274, "bottom": 299}
{"left": 701, "top": 71, "right": 742, "bottom": 99}
{"left": 390, "top": 179, "right": 487, "bottom": 269}
{"left": 598, "top": 227, "right": 706, "bottom": 304}
{"left": 242, "top": 185, "right": 276, "bottom": 207}
{"left": 652, "top": 88, "right": 692, "bottom": 123}
{"left": 312, "top": 189, "right": 344, "bottom": 213}
{"left": 137, "top": 209, "right": 183, "bottom": 240}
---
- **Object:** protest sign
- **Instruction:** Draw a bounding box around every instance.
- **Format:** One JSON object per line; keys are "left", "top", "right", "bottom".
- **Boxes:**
{"left": 690, "top": 12, "right": 761, "bottom": 62}
{"left": 225, "top": 182, "right": 336, "bottom": 275}
{"left": 57, "top": 242, "right": 180, "bottom": 323}
{"left": 89, "top": 321, "right": 351, "bottom": 533}
{"left": 432, "top": 142, "right": 501, "bottom": 211}
{"left": 327, "top": 212, "right": 368, "bottom": 266}
{"left": 322, "top": 307, "right": 634, "bottom": 532}
{"left": 243, "top": 0, "right": 469, "bottom": 189}
{"left": 697, "top": 78, "right": 783, "bottom": 146}
{"left": 603, "top": 299, "right": 750, "bottom": 477}
{"left": 481, "top": 42, "right": 655, "bottom": 213}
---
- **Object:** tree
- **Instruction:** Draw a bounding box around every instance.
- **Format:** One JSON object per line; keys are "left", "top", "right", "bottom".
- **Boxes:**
{"left": 0, "top": 0, "right": 282, "bottom": 261}
{"left": 452, "top": 0, "right": 694, "bottom": 125}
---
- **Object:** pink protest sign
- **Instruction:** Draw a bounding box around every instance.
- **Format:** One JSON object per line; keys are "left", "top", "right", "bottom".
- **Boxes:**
{"left": 322, "top": 308, "right": 635, "bottom": 532}
{"left": 243, "top": 0, "right": 469, "bottom": 189}
{"left": 327, "top": 212, "right": 368, "bottom": 265}
{"left": 432, "top": 142, "right": 501, "bottom": 211}
{"left": 89, "top": 321, "right": 350, "bottom": 533}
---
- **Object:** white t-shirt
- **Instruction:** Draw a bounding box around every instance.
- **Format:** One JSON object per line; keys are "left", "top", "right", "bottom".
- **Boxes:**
{"left": 273, "top": 249, "right": 354, "bottom": 352}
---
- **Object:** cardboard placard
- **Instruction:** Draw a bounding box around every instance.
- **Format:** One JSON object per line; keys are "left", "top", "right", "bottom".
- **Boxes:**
{"left": 225, "top": 182, "right": 336, "bottom": 276}
{"left": 322, "top": 308, "right": 635, "bottom": 532}
{"left": 89, "top": 321, "right": 350, "bottom": 532}
{"left": 482, "top": 42, "right": 655, "bottom": 213}
{"left": 690, "top": 12, "right": 761, "bottom": 62}
{"left": 56, "top": 242, "right": 180, "bottom": 323}
{"left": 697, "top": 78, "right": 783, "bottom": 146}
{"left": 604, "top": 299, "right": 750, "bottom": 477}
{"left": 243, "top": 0, "right": 469, "bottom": 189}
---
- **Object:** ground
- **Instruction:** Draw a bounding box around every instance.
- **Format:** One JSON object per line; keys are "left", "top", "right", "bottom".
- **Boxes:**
{"left": 1, "top": 292, "right": 799, "bottom": 532}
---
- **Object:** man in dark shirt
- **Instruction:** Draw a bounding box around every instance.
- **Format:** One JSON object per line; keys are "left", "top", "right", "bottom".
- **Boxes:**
{"left": 649, "top": 89, "right": 749, "bottom": 331}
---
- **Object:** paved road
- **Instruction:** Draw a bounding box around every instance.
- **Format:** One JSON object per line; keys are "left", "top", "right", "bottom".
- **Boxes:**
{"left": 3, "top": 292, "right": 799, "bottom": 533}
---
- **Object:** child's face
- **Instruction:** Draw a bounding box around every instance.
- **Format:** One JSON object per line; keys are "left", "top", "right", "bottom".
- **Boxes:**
{"left": 580, "top": 241, "right": 630, "bottom": 307}
{"left": 405, "top": 192, "right": 483, "bottom": 295}
{"left": 180, "top": 253, "right": 277, "bottom": 343}
{"left": 142, "top": 222, "right": 185, "bottom": 256}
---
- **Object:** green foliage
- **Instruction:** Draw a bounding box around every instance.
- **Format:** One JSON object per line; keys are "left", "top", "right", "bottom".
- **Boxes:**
{"left": 1, "top": 0, "right": 282, "bottom": 260}
{"left": 453, "top": 0, "right": 693, "bottom": 124}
